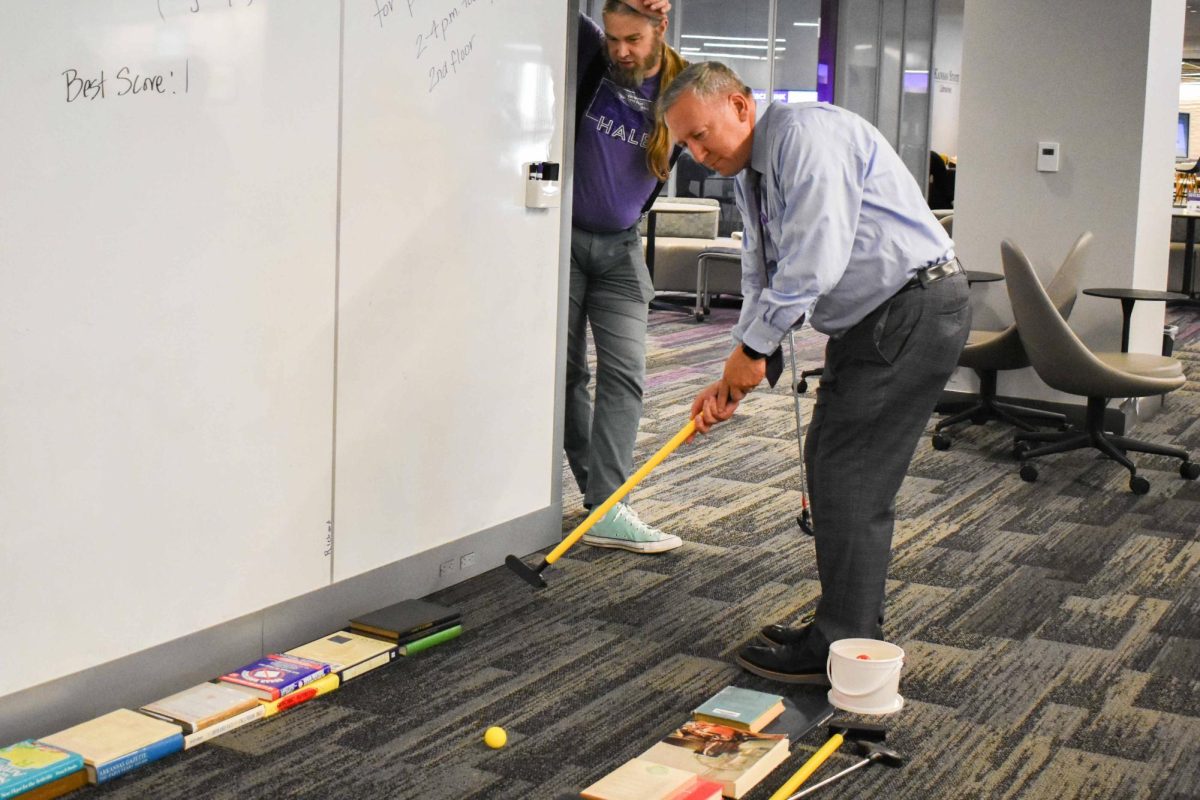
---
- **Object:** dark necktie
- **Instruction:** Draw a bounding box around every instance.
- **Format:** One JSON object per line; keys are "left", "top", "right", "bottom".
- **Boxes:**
{"left": 748, "top": 169, "right": 784, "bottom": 388}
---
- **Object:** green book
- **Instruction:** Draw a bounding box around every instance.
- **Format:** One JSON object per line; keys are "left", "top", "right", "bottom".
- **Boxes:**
{"left": 398, "top": 624, "right": 463, "bottom": 656}
{"left": 692, "top": 686, "right": 785, "bottom": 733}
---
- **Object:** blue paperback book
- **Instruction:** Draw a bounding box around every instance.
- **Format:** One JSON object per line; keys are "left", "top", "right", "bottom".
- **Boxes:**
{"left": 0, "top": 740, "right": 84, "bottom": 799}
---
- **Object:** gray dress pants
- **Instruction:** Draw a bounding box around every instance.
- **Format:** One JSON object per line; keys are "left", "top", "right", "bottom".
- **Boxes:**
{"left": 804, "top": 271, "right": 971, "bottom": 648}
{"left": 564, "top": 225, "right": 655, "bottom": 507}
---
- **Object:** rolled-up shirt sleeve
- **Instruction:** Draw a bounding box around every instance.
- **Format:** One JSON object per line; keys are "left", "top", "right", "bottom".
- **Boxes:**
{"left": 738, "top": 124, "right": 865, "bottom": 355}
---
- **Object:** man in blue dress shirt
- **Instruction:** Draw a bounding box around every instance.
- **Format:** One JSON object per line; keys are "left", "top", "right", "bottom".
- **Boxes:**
{"left": 661, "top": 62, "right": 970, "bottom": 683}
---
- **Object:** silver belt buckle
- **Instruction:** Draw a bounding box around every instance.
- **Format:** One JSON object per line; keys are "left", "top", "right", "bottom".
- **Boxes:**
{"left": 918, "top": 257, "right": 959, "bottom": 287}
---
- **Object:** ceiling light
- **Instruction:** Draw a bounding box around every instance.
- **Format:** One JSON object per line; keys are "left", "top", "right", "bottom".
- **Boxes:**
{"left": 681, "top": 34, "right": 786, "bottom": 42}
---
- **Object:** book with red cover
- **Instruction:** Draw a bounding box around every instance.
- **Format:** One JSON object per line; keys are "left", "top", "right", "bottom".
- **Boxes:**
{"left": 669, "top": 779, "right": 723, "bottom": 800}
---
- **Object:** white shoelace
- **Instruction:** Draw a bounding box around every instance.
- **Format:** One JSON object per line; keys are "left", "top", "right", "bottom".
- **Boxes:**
{"left": 615, "top": 504, "right": 662, "bottom": 539}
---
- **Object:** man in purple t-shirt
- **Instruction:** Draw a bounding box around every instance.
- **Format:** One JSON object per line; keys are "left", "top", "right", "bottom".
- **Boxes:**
{"left": 566, "top": 0, "right": 682, "bottom": 553}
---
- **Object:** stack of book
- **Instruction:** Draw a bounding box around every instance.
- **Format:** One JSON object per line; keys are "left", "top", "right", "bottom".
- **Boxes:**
{"left": 580, "top": 686, "right": 794, "bottom": 800}
{"left": 1, "top": 594, "right": 464, "bottom": 792}
{"left": 349, "top": 598, "right": 462, "bottom": 655}
{"left": 217, "top": 653, "right": 339, "bottom": 718}
{"left": 217, "top": 653, "right": 331, "bottom": 701}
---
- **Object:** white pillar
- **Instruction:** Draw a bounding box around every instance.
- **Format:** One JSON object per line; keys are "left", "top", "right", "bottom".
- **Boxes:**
{"left": 953, "top": 0, "right": 1185, "bottom": 404}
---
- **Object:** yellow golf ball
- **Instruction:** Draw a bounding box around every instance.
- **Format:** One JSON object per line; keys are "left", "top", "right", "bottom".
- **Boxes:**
{"left": 484, "top": 726, "right": 507, "bottom": 749}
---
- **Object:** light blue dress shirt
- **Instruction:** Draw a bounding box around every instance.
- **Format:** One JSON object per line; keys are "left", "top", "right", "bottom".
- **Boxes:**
{"left": 732, "top": 101, "right": 954, "bottom": 353}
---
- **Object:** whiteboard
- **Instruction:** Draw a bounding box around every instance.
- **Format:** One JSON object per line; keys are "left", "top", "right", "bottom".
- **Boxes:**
{"left": 333, "top": 0, "right": 566, "bottom": 579}
{"left": 0, "top": 1, "right": 340, "bottom": 697}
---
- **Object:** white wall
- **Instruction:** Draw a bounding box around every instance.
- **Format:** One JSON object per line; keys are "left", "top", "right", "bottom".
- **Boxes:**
{"left": 954, "top": 0, "right": 1185, "bottom": 403}
{"left": 0, "top": 0, "right": 569, "bottom": 703}
{"left": 930, "top": 0, "right": 963, "bottom": 157}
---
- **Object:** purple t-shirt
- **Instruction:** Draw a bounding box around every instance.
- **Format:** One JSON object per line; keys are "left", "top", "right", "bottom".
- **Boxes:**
{"left": 573, "top": 14, "right": 661, "bottom": 234}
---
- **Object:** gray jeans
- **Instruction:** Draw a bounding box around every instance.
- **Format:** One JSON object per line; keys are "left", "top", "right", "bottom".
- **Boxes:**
{"left": 805, "top": 271, "right": 971, "bottom": 647}
{"left": 565, "top": 225, "right": 655, "bottom": 507}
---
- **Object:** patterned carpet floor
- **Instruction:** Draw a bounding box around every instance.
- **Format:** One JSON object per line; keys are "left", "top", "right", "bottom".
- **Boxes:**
{"left": 75, "top": 302, "right": 1200, "bottom": 800}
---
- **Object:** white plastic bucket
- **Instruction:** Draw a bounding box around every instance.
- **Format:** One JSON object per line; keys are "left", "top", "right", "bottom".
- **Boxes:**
{"left": 826, "top": 638, "right": 905, "bottom": 715}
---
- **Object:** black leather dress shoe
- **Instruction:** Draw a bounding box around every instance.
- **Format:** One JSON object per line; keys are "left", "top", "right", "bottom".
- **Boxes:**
{"left": 759, "top": 623, "right": 811, "bottom": 646}
{"left": 735, "top": 642, "right": 830, "bottom": 685}
{"left": 761, "top": 615, "right": 885, "bottom": 647}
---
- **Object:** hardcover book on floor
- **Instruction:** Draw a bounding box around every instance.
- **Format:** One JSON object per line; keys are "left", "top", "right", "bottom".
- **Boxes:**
{"left": 639, "top": 721, "right": 789, "bottom": 799}
{"left": 349, "top": 598, "right": 460, "bottom": 642}
{"left": 286, "top": 631, "right": 398, "bottom": 682}
{"left": 38, "top": 710, "right": 183, "bottom": 785}
{"left": 140, "top": 681, "right": 262, "bottom": 733}
{"left": 0, "top": 740, "right": 85, "bottom": 800}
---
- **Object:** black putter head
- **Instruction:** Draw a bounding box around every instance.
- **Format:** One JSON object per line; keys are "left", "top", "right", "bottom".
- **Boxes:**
{"left": 505, "top": 554, "right": 548, "bottom": 590}
{"left": 827, "top": 719, "right": 887, "bottom": 742}
{"left": 855, "top": 739, "right": 905, "bottom": 768}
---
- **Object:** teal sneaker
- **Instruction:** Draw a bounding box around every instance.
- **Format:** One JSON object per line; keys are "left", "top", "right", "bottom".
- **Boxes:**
{"left": 580, "top": 503, "right": 682, "bottom": 553}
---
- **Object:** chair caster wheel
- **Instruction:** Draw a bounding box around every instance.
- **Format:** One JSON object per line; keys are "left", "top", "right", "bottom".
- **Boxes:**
{"left": 1013, "top": 442, "right": 1031, "bottom": 460}
{"left": 694, "top": 313, "right": 705, "bottom": 322}
{"left": 932, "top": 434, "right": 952, "bottom": 451}
{"left": 798, "top": 379, "right": 809, "bottom": 393}
{"left": 1181, "top": 462, "right": 1200, "bottom": 480}
{"left": 1130, "top": 475, "right": 1150, "bottom": 495}
{"left": 1019, "top": 464, "right": 1038, "bottom": 482}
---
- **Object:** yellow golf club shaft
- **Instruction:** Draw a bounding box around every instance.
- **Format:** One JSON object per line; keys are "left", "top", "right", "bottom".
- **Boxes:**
{"left": 544, "top": 418, "right": 697, "bottom": 565}
{"left": 768, "top": 732, "right": 845, "bottom": 800}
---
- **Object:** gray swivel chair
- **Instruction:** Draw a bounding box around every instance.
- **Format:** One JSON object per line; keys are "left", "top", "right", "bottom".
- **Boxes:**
{"left": 932, "top": 232, "right": 1088, "bottom": 450}
{"left": 1001, "top": 237, "right": 1199, "bottom": 494}
{"left": 939, "top": 212, "right": 954, "bottom": 237}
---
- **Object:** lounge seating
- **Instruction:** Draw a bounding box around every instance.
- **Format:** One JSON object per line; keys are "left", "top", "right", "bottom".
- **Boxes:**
{"left": 1001, "top": 236, "right": 1198, "bottom": 494}
{"left": 640, "top": 197, "right": 741, "bottom": 314}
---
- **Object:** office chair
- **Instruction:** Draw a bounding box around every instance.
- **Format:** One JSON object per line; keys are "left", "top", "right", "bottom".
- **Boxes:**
{"left": 928, "top": 151, "right": 954, "bottom": 210}
{"left": 938, "top": 211, "right": 954, "bottom": 237}
{"left": 1001, "top": 236, "right": 1199, "bottom": 494}
{"left": 932, "top": 232, "right": 1088, "bottom": 450}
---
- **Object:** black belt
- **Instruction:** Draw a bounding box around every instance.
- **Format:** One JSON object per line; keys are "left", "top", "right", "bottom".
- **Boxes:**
{"left": 899, "top": 257, "right": 962, "bottom": 292}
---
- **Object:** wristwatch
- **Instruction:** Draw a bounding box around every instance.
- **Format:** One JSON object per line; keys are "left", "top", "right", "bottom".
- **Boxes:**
{"left": 741, "top": 343, "right": 769, "bottom": 360}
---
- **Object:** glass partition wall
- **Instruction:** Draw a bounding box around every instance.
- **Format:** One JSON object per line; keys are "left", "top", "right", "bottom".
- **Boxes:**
{"left": 581, "top": 0, "right": 938, "bottom": 223}
{"left": 835, "top": 0, "right": 937, "bottom": 196}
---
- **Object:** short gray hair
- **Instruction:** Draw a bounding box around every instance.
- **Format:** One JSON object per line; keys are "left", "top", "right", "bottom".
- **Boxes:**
{"left": 657, "top": 61, "right": 751, "bottom": 118}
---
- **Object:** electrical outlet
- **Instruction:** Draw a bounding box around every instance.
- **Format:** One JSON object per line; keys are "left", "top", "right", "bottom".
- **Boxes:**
{"left": 439, "top": 558, "right": 457, "bottom": 577}
{"left": 460, "top": 552, "right": 476, "bottom": 570}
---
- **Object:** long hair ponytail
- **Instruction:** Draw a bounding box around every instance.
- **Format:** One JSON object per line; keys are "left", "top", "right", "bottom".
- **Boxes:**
{"left": 647, "top": 44, "right": 687, "bottom": 180}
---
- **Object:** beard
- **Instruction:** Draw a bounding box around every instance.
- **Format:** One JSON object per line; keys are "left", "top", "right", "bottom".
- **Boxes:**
{"left": 611, "top": 36, "right": 663, "bottom": 89}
